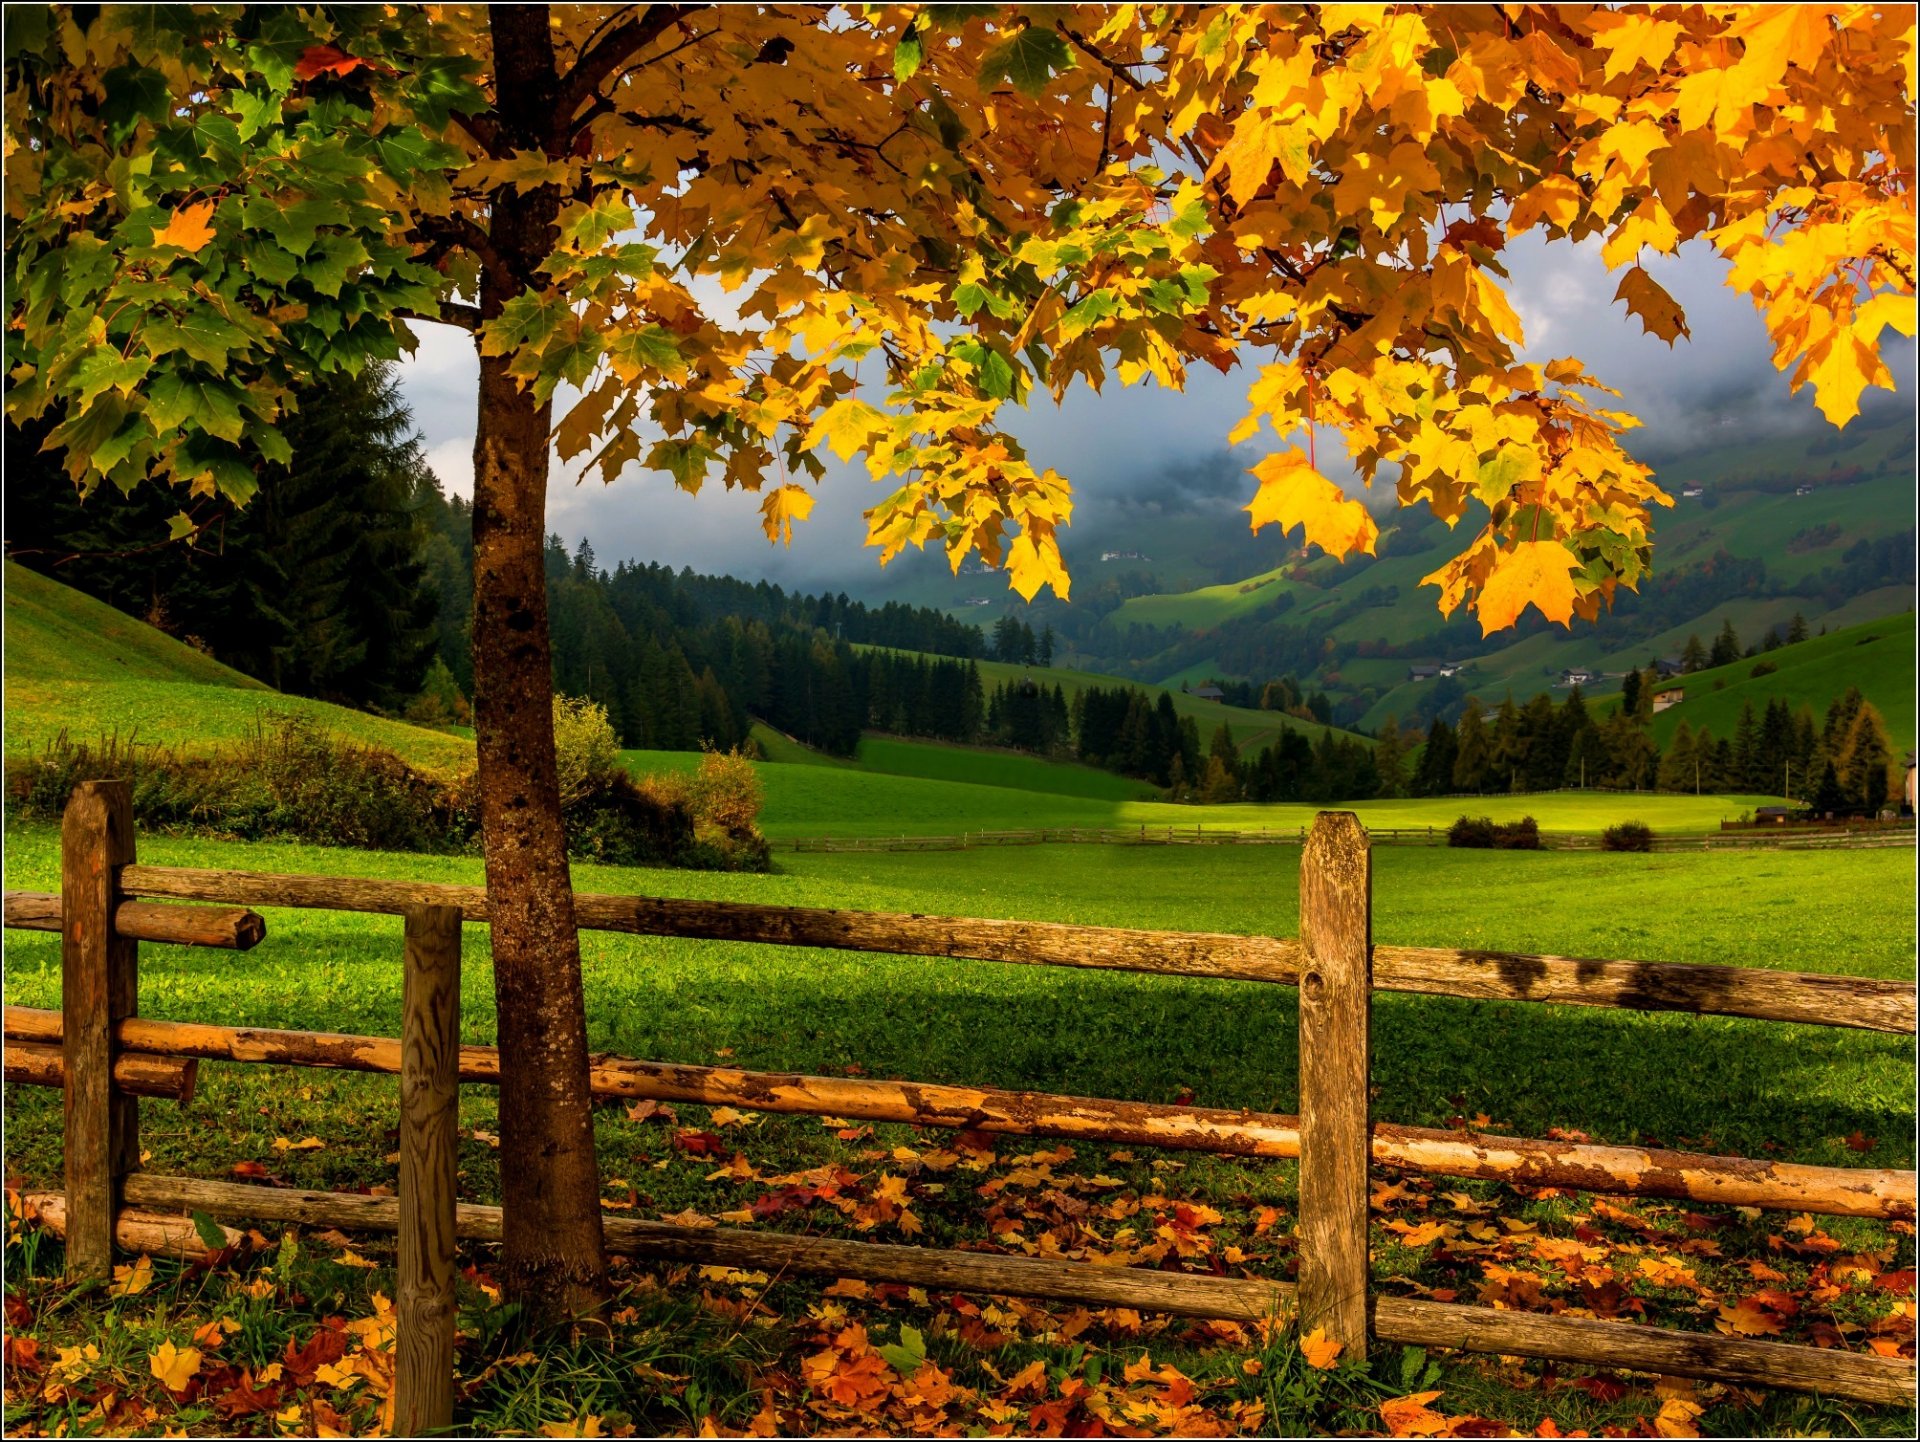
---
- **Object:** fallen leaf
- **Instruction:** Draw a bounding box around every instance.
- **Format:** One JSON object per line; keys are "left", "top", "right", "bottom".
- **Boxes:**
{"left": 1380, "top": 1390, "right": 1447, "bottom": 1437}
{"left": 1299, "top": 1327, "right": 1342, "bottom": 1369}
{"left": 271, "top": 1136, "right": 325, "bottom": 1153}
{"left": 149, "top": 1341, "right": 202, "bottom": 1392}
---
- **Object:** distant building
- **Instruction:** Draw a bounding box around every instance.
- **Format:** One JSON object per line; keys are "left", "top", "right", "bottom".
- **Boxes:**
{"left": 1560, "top": 668, "right": 1599, "bottom": 687}
{"left": 961, "top": 596, "right": 992, "bottom": 607}
{"left": 1409, "top": 664, "right": 1440, "bottom": 681}
{"left": 1681, "top": 486, "right": 1704, "bottom": 498}
{"left": 1906, "top": 751, "right": 1917, "bottom": 816}
{"left": 1653, "top": 657, "right": 1686, "bottom": 679}
{"left": 1100, "top": 549, "right": 1150, "bottom": 562}
{"left": 1191, "top": 684, "right": 1225, "bottom": 701}
{"left": 1653, "top": 686, "right": 1685, "bottom": 713}
{"left": 1794, "top": 484, "right": 1814, "bottom": 496}
{"left": 1753, "top": 805, "right": 1793, "bottom": 824}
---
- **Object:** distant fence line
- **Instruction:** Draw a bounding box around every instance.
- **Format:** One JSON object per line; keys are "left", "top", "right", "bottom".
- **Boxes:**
{"left": 791, "top": 823, "right": 1918, "bottom": 854}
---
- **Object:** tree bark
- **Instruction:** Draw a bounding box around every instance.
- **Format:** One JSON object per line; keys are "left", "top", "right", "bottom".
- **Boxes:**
{"left": 464, "top": 3, "right": 607, "bottom": 1323}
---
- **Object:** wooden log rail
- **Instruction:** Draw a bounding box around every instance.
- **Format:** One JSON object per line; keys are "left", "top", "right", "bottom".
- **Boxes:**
{"left": 4, "top": 890, "right": 265, "bottom": 949}
{"left": 105, "top": 865, "right": 1918, "bottom": 1032}
{"left": 7, "top": 1006, "right": 1910, "bottom": 1221}
{"left": 21, "top": 1173, "right": 1897, "bottom": 1408}
{"left": 3, "top": 1040, "right": 198, "bottom": 1103}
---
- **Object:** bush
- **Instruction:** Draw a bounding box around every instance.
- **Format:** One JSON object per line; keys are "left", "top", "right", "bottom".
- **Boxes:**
{"left": 4, "top": 713, "right": 770, "bottom": 872}
{"left": 1494, "top": 816, "right": 1540, "bottom": 850}
{"left": 1748, "top": 659, "right": 1778, "bottom": 678}
{"left": 552, "top": 694, "right": 622, "bottom": 805}
{"left": 1447, "top": 815, "right": 1539, "bottom": 849}
{"left": 1447, "top": 815, "right": 1497, "bottom": 848}
{"left": 1601, "top": 821, "right": 1655, "bottom": 852}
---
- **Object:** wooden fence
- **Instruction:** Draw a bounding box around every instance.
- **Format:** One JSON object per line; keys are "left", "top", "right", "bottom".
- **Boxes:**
{"left": 791, "top": 822, "right": 1918, "bottom": 853}
{"left": 4, "top": 780, "right": 1916, "bottom": 1415}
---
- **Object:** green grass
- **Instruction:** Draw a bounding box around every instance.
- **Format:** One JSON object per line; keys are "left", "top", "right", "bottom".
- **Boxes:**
{"left": 4, "top": 560, "right": 475, "bottom": 775}
{"left": 850, "top": 734, "right": 1156, "bottom": 800}
{"left": 1636, "top": 613, "right": 1916, "bottom": 750}
{"left": 4, "top": 828, "right": 1912, "bottom": 1433}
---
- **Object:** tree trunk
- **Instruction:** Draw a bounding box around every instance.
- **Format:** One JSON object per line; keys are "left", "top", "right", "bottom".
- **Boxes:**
{"left": 466, "top": 3, "right": 606, "bottom": 1323}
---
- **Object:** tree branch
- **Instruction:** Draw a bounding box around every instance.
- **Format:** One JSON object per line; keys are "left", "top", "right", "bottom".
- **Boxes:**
{"left": 557, "top": 4, "right": 711, "bottom": 135}
{"left": 400, "top": 302, "right": 483, "bottom": 332}
{"left": 416, "top": 214, "right": 515, "bottom": 297}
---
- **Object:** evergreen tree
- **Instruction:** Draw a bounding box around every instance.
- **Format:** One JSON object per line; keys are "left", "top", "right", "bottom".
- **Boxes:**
{"left": 1453, "top": 698, "right": 1491, "bottom": 793}
{"left": 1811, "top": 759, "right": 1848, "bottom": 816}
{"left": 1489, "top": 695, "right": 1525, "bottom": 793}
{"left": 1657, "top": 720, "right": 1698, "bottom": 793}
{"left": 1038, "top": 625, "right": 1055, "bottom": 667}
{"left": 1788, "top": 612, "right": 1809, "bottom": 644}
{"left": 1731, "top": 700, "right": 1761, "bottom": 790}
{"left": 1680, "top": 633, "right": 1709, "bottom": 672}
{"left": 1708, "top": 617, "right": 1742, "bottom": 667}
{"left": 1621, "top": 667, "right": 1643, "bottom": 717}
{"left": 1412, "top": 716, "right": 1457, "bottom": 797}
{"left": 1373, "top": 715, "right": 1409, "bottom": 798}
{"left": 1836, "top": 701, "right": 1894, "bottom": 814}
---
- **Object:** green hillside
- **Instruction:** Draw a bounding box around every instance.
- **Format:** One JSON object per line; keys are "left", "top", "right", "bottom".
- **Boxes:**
{"left": 3, "top": 560, "right": 472, "bottom": 774}
{"left": 955, "top": 651, "right": 1357, "bottom": 753}
{"left": 1635, "top": 614, "right": 1916, "bottom": 750}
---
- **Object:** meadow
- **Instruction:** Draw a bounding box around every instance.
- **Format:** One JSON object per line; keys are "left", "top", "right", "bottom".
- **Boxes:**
{"left": 4, "top": 823, "right": 1913, "bottom": 1434}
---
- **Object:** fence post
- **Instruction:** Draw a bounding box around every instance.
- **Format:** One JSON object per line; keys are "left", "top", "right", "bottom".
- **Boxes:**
{"left": 61, "top": 780, "right": 137, "bottom": 1281}
{"left": 1298, "top": 811, "right": 1372, "bottom": 1359}
{"left": 397, "top": 905, "right": 461, "bottom": 1435}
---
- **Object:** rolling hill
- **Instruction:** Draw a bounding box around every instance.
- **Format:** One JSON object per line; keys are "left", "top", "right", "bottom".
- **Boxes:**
{"left": 1623, "top": 614, "right": 1915, "bottom": 751}
{"left": 3, "top": 559, "right": 472, "bottom": 774}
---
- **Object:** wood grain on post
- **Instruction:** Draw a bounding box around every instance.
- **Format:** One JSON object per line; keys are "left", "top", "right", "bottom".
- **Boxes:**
{"left": 11, "top": 1005, "right": 1910, "bottom": 1219}
{"left": 3, "top": 1041, "right": 198, "bottom": 1103}
{"left": 397, "top": 905, "right": 461, "bottom": 1437}
{"left": 1297, "top": 811, "right": 1373, "bottom": 1359}
{"left": 109, "top": 1173, "right": 1914, "bottom": 1406}
{"left": 61, "top": 780, "right": 138, "bottom": 1281}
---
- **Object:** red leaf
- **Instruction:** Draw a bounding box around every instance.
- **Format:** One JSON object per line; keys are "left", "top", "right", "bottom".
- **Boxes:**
{"left": 673, "top": 1128, "right": 726, "bottom": 1156}
{"left": 231, "top": 1160, "right": 272, "bottom": 1180}
{"left": 282, "top": 1323, "right": 347, "bottom": 1385}
{"left": 1875, "top": 1269, "right": 1916, "bottom": 1294}
{"left": 1845, "top": 1131, "right": 1876, "bottom": 1152}
{"left": 293, "top": 44, "right": 367, "bottom": 81}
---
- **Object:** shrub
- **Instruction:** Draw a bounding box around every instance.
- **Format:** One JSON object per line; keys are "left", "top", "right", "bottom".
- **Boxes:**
{"left": 1448, "top": 816, "right": 1496, "bottom": 848}
{"left": 1447, "top": 815, "right": 1539, "bottom": 849}
{"left": 552, "top": 694, "right": 622, "bottom": 805}
{"left": 1601, "top": 821, "right": 1655, "bottom": 852}
{"left": 1494, "top": 816, "right": 1541, "bottom": 850}
{"left": 688, "top": 746, "right": 765, "bottom": 839}
{"left": 1748, "top": 659, "right": 1778, "bottom": 678}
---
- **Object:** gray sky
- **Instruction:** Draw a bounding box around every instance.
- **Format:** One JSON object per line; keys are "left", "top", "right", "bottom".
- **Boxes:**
{"left": 395, "top": 237, "right": 1914, "bottom": 590}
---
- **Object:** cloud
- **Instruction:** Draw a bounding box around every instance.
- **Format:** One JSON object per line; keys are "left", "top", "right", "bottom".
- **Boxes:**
{"left": 392, "top": 236, "right": 1913, "bottom": 589}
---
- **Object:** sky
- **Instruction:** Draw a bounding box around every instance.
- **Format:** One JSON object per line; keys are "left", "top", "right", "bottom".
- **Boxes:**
{"left": 393, "top": 237, "right": 1915, "bottom": 593}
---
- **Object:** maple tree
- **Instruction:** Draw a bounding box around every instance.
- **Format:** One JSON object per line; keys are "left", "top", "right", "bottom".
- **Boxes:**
{"left": 5, "top": 2, "right": 1914, "bottom": 1322}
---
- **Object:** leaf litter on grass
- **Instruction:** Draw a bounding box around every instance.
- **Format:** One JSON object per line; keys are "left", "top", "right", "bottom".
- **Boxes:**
{"left": 4, "top": 1117, "right": 1914, "bottom": 1439}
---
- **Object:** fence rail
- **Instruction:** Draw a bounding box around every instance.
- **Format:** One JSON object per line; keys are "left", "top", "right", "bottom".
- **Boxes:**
{"left": 4, "top": 781, "right": 1915, "bottom": 1413}
{"left": 788, "top": 823, "right": 1917, "bottom": 853}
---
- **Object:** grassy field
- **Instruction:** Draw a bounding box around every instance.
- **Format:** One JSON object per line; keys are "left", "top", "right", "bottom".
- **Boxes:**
{"left": 3, "top": 826, "right": 1912, "bottom": 1433}
{"left": 4, "top": 560, "right": 473, "bottom": 775}
{"left": 1637, "top": 613, "right": 1916, "bottom": 750}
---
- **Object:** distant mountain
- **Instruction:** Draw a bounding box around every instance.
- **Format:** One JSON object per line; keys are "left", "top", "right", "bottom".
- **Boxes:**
{"left": 839, "top": 408, "right": 1916, "bottom": 731}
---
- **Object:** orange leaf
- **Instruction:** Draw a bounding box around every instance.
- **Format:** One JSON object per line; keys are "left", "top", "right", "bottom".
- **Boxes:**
{"left": 154, "top": 201, "right": 218, "bottom": 253}
{"left": 1245, "top": 448, "right": 1378, "bottom": 560}
{"left": 294, "top": 45, "right": 367, "bottom": 82}
{"left": 1614, "top": 266, "right": 1690, "bottom": 345}
{"left": 1475, "top": 539, "right": 1580, "bottom": 634}
{"left": 1298, "top": 1327, "right": 1342, "bottom": 1370}
{"left": 1380, "top": 1390, "right": 1447, "bottom": 1437}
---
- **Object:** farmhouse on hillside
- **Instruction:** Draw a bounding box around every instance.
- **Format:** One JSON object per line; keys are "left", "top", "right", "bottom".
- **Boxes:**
{"left": 1191, "top": 683, "right": 1225, "bottom": 701}
{"left": 1559, "top": 667, "right": 1599, "bottom": 687}
{"left": 1653, "top": 686, "right": 1685, "bottom": 713}
{"left": 1653, "top": 657, "right": 1687, "bottom": 679}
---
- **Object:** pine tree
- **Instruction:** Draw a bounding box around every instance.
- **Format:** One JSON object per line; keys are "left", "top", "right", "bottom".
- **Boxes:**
{"left": 1731, "top": 700, "right": 1761, "bottom": 790}
{"left": 1788, "top": 612, "right": 1809, "bottom": 645}
{"left": 1453, "top": 698, "right": 1491, "bottom": 793}
{"left": 1709, "top": 617, "right": 1742, "bottom": 667}
{"left": 1836, "top": 701, "right": 1894, "bottom": 814}
{"left": 1413, "top": 716, "right": 1457, "bottom": 797}
{"left": 1038, "top": 625, "right": 1054, "bottom": 667}
{"left": 1680, "top": 633, "right": 1709, "bottom": 672}
{"left": 1373, "top": 715, "right": 1409, "bottom": 798}
{"left": 1657, "top": 720, "right": 1698, "bottom": 793}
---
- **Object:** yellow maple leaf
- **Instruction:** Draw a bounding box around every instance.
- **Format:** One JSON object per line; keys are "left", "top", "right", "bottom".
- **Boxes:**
{"left": 538, "top": 1417, "right": 606, "bottom": 1438}
{"left": 1474, "top": 539, "right": 1580, "bottom": 634}
{"left": 112, "top": 1256, "right": 154, "bottom": 1297}
{"left": 272, "top": 1136, "right": 325, "bottom": 1152}
{"left": 1245, "top": 448, "right": 1378, "bottom": 560}
{"left": 1614, "top": 266, "right": 1690, "bottom": 345}
{"left": 1298, "top": 1326, "right": 1342, "bottom": 1369}
{"left": 1593, "top": 12, "right": 1682, "bottom": 80}
{"left": 1802, "top": 328, "right": 1892, "bottom": 427}
{"left": 1654, "top": 1397, "right": 1705, "bottom": 1438}
{"left": 1379, "top": 1389, "right": 1447, "bottom": 1437}
{"left": 149, "top": 1341, "right": 203, "bottom": 1392}
{"left": 758, "top": 484, "right": 815, "bottom": 545}
{"left": 153, "top": 200, "right": 217, "bottom": 253}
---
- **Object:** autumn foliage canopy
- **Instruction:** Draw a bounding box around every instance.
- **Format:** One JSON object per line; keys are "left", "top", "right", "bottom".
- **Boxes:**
{"left": 6, "top": 3, "right": 1916, "bottom": 634}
